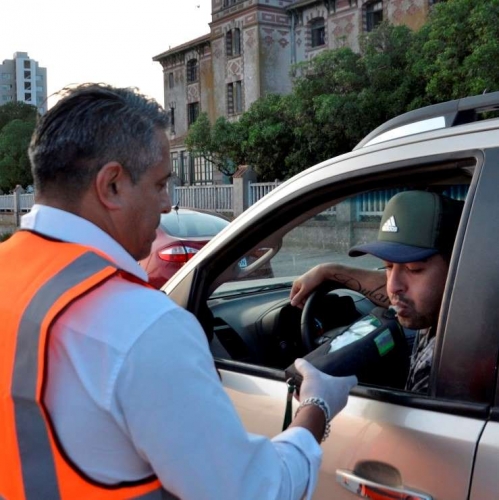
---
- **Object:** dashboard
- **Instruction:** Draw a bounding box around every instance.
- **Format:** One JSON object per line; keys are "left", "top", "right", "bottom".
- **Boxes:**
{"left": 207, "top": 284, "right": 377, "bottom": 370}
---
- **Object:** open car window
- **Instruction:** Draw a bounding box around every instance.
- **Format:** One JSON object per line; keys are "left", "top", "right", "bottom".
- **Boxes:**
{"left": 207, "top": 172, "right": 472, "bottom": 395}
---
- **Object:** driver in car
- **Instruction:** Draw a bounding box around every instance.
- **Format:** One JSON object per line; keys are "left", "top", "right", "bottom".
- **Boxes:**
{"left": 290, "top": 190, "right": 464, "bottom": 394}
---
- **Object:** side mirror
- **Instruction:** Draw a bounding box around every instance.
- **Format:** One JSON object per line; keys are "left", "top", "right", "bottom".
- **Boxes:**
{"left": 235, "top": 241, "right": 281, "bottom": 279}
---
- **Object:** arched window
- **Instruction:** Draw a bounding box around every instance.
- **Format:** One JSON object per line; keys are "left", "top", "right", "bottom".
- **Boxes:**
{"left": 186, "top": 59, "right": 198, "bottom": 83}
{"left": 233, "top": 28, "right": 241, "bottom": 56}
{"left": 227, "top": 81, "right": 243, "bottom": 115}
{"left": 187, "top": 102, "right": 200, "bottom": 126}
{"left": 226, "top": 31, "right": 233, "bottom": 56}
{"left": 310, "top": 18, "right": 325, "bottom": 48}
{"left": 226, "top": 28, "right": 241, "bottom": 57}
{"left": 365, "top": 1, "right": 383, "bottom": 32}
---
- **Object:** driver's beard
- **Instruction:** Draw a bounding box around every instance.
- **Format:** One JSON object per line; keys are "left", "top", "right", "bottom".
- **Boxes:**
{"left": 390, "top": 295, "right": 439, "bottom": 330}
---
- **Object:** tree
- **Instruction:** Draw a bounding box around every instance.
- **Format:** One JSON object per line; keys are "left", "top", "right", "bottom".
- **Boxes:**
{"left": 285, "top": 48, "right": 368, "bottom": 175}
{"left": 0, "top": 118, "right": 36, "bottom": 192}
{"left": 236, "top": 93, "right": 296, "bottom": 181}
{"left": 0, "top": 101, "right": 38, "bottom": 133}
{"left": 359, "top": 23, "right": 421, "bottom": 119}
{"left": 185, "top": 113, "right": 242, "bottom": 178}
{"left": 287, "top": 24, "right": 418, "bottom": 174}
{"left": 0, "top": 102, "right": 38, "bottom": 191}
{"left": 408, "top": 0, "right": 499, "bottom": 106}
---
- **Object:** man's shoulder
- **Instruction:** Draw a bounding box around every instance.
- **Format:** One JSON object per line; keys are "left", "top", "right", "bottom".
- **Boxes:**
{"left": 58, "top": 275, "right": 189, "bottom": 354}
{"left": 99, "top": 277, "right": 183, "bottom": 324}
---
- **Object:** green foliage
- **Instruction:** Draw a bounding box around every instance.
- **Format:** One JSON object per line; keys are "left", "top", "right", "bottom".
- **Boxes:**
{"left": 186, "top": 1, "right": 499, "bottom": 180}
{"left": 0, "top": 102, "right": 37, "bottom": 192}
{"left": 185, "top": 113, "right": 242, "bottom": 177}
{"left": 0, "top": 102, "right": 38, "bottom": 133}
{"left": 360, "top": 23, "right": 421, "bottom": 116}
{"left": 293, "top": 48, "right": 365, "bottom": 99}
{"left": 0, "top": 118, "right": 36, "bottom": 192}
{"left": 410, "top": 0, "right": 499, "bottom": 104}
{"left": 286, "top": 48, "right": 368, "bottom": 174}
{"left": 237, "top": 94, "right": 296, "bottom": 180}
{"left": 285, "top": 24, "right": 418, "bottom": 174}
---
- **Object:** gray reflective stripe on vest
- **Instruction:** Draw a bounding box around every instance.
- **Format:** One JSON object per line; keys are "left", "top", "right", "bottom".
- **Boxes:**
{"left": 12, "top": 252, "right": 114, "bottom": 500}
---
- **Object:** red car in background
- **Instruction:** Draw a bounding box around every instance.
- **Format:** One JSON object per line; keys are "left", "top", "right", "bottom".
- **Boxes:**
{"left": 139, "top": 207, "right": 230, "bottom": 289}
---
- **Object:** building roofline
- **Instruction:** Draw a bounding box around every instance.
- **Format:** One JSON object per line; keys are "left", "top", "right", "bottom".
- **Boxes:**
{"left": 153, "top": 33, "right": 211, "bottom": 61}
{"left": 286, "top": 0, "right": 325, "bottom": 11}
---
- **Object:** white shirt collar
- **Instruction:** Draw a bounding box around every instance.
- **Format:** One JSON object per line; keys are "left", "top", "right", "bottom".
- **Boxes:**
{"left": 21, "top": 204, "right": 148, "bottom": 281}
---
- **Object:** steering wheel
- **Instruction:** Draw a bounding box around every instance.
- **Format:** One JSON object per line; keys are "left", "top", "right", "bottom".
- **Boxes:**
{"left": 300, "top": 281, "right": 348, "bottom": 353}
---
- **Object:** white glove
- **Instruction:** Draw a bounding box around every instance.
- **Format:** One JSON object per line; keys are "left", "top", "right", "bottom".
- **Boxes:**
{"left": 294, "top": 358, "right": 357, "bottom": 420}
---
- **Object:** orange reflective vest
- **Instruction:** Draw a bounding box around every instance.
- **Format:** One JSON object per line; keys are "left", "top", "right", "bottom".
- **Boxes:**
{"left": 0, "top": 231, "right": 172, "bottom": 500}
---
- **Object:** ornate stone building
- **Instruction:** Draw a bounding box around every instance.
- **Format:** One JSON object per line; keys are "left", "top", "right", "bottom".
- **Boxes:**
{"left": 154, "top": 0, "right": 437, "bottom": 185}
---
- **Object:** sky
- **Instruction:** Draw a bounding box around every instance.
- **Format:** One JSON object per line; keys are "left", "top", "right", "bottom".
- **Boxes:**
{"left": 1, "top": 0, "right": 212, "bottom": 109}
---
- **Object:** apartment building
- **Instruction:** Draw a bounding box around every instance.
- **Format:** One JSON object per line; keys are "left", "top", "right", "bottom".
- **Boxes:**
{"left": 154, "top": 0, "right": 435, "bottom": 185}
{"left": 0, "top": 52, "right": 48, "bottom": 114}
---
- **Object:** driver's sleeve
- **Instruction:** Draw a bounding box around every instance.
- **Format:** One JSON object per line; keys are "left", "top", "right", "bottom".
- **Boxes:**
{"left": 115, "top": 307, "right": 323, "bottom": 500}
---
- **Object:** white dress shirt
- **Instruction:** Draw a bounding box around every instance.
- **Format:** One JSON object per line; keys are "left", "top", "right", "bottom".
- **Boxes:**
{"left": 22, "top": 205, "right": 322, "bottom": 500}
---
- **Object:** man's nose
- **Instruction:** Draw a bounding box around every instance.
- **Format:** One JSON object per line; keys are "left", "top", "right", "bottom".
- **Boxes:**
{"left": 387, "top": 266, "right": 406, "bottom": 295}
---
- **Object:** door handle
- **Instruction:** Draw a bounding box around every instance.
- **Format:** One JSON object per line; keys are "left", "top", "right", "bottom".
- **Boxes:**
{"left": 336, "top": 469, "right": 433, "bottom": 500}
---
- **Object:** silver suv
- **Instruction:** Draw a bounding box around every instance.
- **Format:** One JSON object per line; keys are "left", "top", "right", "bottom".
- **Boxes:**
{"left": 164, "top": 92, "right": 499, "bottom": 499}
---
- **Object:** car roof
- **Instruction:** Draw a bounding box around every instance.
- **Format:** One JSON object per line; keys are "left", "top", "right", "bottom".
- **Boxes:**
{"left": 165, "top": 207, "right": 223, "bottom": 215}
{"left": 355, "top": 91, "right": 499, "bottom": 149}
{"left": 162, "top": 207, "right": 230, "bottom": 220}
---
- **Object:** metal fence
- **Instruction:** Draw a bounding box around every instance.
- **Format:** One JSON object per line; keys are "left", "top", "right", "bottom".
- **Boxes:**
{"left": 174, "top": 185, "right": 233, "bottom": 214}
{"left": 0, "top": 193, "right": 34, "bottom": 212}
{"left": 0, "top": 183, "right": 284, "bottom": 215}
{"left": 357, "top": 189, "right": 403, "bottom": 219}
{"left": 0, "top": 194, "right": 15, "bottom": 211}
{"left": 173, "top": 181, "right": 282, "bottom": 214}
{"left": 0, "top": 185, "right": 470, "bottom": 219}
{"left": 248, "top": 181, "right": 281, "bottom": 206}
{"left": 356, "top": 186, "right": 469, "bottom": 220}
{"left": 20, "top": 193, "right": 35, "bottom": 211}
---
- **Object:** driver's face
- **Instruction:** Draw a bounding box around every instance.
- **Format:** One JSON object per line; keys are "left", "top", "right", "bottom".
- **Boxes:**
{"left": 385, "top": 254, "right": 449, "bottom": 330}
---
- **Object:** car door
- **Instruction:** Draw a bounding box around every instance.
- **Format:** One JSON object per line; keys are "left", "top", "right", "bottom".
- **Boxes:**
{"left": 453, "top": 149, "right": 499, "bottom": 500}
{"left": 165, "top": 143, "right": 499, "bottom": 499}
{"left": 470, "top": 420, "right": 499, "bottom": 499}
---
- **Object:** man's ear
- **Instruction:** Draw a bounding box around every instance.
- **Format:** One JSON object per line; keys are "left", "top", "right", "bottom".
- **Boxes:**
{"left": 95, "top": 162, "right": 128, "bottom": 209}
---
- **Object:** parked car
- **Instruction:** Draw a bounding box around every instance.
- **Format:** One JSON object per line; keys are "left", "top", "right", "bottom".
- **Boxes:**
{"left": 140, "top": 207, "right": 273, "bottom": 288}
{"left": 139, "top": 207, "right": 230, "bottom": 288}
{"left": 162, "top": 92, "right": 499, "bottom": 499}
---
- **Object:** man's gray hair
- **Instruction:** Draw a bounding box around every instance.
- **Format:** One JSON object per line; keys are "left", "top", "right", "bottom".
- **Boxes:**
{"left": 29, "top": 83, "right": 170, "bottom": 199}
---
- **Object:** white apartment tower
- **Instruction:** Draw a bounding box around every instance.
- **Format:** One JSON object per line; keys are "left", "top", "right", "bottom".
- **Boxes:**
{"left": 0, "top": 52, "right": 47, "bottom": 114}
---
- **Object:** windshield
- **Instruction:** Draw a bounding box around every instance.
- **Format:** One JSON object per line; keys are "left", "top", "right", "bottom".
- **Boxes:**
{"left": 211, "top": 278, "right": 294, "bottom": 298}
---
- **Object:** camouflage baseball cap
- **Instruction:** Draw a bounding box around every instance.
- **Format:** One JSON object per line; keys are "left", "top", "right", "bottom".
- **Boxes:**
{"left": 348, "top": 191, "right": 464, "bottom": 263}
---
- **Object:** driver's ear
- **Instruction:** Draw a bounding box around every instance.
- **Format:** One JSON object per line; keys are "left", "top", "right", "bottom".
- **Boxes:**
{"left": 95, "top": 162, "right": 128, "bottom": 210}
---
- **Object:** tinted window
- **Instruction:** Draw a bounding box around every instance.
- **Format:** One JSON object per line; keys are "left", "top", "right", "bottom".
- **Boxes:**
{"left": 160, "top": 211, "right": 229, "bottom": 238}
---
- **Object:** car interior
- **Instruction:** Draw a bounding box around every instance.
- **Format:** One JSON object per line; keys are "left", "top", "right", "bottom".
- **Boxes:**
{"left": 190, "top": 159, "right": 476, "bottom": 393}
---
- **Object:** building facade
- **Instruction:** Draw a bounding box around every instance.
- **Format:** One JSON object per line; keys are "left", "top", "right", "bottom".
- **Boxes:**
{"left": 0, "top": 52, "right": 48, "bottom": 114}
{"left": 154, "top": 0, "right": 436, "bottom": 185}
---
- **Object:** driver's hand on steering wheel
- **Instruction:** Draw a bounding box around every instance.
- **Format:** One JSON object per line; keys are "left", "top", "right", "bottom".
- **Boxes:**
{"left": 294, "top": 358, "right": 357, "bottom": 420}
{"left": 290, "top": 265, "right": 327, "bottom": 309}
